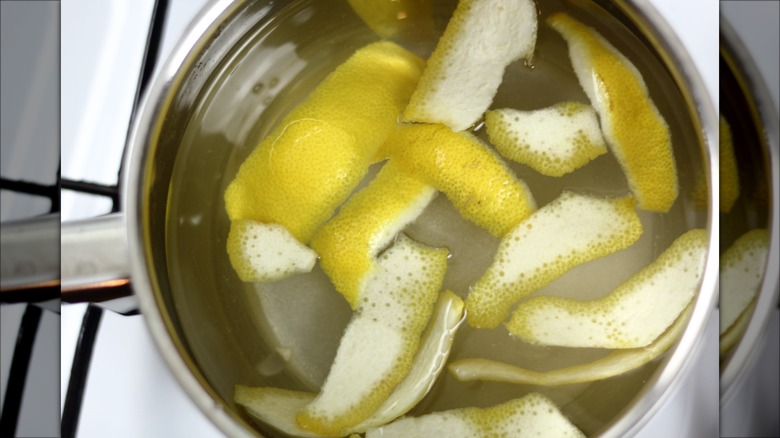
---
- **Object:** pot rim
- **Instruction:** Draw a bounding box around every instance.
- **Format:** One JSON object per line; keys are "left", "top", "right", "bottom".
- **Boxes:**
{"left": 718, "top": 13, "right": 780, "bottom": 406}
{"left": 125, "top": 0, "right": 256, "bottom": 436}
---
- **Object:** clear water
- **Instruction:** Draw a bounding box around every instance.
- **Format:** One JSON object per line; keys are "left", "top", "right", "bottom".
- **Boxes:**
{"left": 166, "top": 0, "right": 709, "bottom": 435}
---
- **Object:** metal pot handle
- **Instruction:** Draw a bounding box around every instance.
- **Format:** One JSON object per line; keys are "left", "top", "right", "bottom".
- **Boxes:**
{"left": 1, "top": 214, "right": 60, "bottom": 304}
{"left": 61, "top": 213, "right": 135, "bottom": 307}
{"left": 1, "top": 213, "right": 136, "bottom": 312}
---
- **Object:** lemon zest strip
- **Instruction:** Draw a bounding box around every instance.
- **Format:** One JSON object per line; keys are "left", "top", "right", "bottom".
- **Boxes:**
{"left": 506, "top": 229, "right": 707, "bottom": 348}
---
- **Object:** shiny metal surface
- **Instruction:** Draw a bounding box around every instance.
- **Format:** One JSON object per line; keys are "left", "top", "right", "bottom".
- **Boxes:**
{"left": 126, "top": 1, "right": 265, "bottom": 436}
{"left": 719, "top": 15, "right": 780, "bottom": 406}
{"left": 0, "top": 214, "right": 59, "bottom": 293}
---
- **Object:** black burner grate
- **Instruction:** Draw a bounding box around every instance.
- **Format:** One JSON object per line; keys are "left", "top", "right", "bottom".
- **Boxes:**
{"left": 1, "top": 0, "right": 168, "bottom": 436}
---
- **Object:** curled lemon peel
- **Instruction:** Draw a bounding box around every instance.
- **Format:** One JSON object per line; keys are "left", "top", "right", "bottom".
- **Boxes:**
{"left": 719, "top": 114, "right": 740, "bottom": 213}
{"left": 364, "top": 393, "right": 585, "bottom": 438}
{"left": 233, "top": 291, "right": 465, "bottom": 437}
{"left": 450, "top": 303, "right": 693, "bottom": 386}
{"left": 548, "top": 13, "right": 678, "bottom": 212}
{"left": 354, "top": 290, "right": 465, "bottom": 431}
{"left": 465, "top": 191, "right": 642, "bottom": 329}
{"left": 387, "top": 123, "right": 536, "bottom": 237}
{"left": 485, "top": 102, "right": 608, "bottom": 177}
{"left": 719, "top": 229, "right": 769, "bottom": 335}
{"left": 506, "top": 229, "right": 707, "bottom": 348}
{"left": 310, "top": 161, "right": 436, "bottom": 309}
{"left": 297, "top": 235, "right": 449, "bottom": 436}
{"left": 224, "top": 41, "right": 424, "bottom": 243}
{"left": 402, "top": 0, "right": 537, "bottom": 132}
{"left": 226, "top": 220, "right": 317, "bottom": 282}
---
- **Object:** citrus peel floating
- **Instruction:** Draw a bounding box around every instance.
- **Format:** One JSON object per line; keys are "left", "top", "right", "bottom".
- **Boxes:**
{"left": 387, "top": 123, "right": 536, "bottom": 237}
{"left": 402, "top": 0, "right": 537, "bottom": 132}
{"left": 296, "top": 235, "right": 449, "bottom": 436}
{"left": 449, "top": 303, "right": 693, "bottom": 386}
{"left": 720, "top": 301, "right": 754, "bottom": 355}
{"left": 224, "top": 41, "right": 424, "bottom": 243}
{"left": 719, "top": 229, "right": 769, "bottom": 335}
{"left": 310, "top": 161, "right": 436, "bottom": 308}
{"left": 226, "top": 219, "right": 317, "bottom": 282}
{"left": 465, "top": 191, "right": 642, "bottom": 329}
{"left": 363, "top": 392, "right": 585, "bottom": 438}
{"left": 548, "top": 13, "right": 678, "bottom": 212}
{"left": 233, "top": 291, "right": 465, "bottom": 437}
{"left": 485, "top": 102, "right": 608, "bottom": 177}
{"left": 506, "top": 229, "right": 707, "bottom": 348}
{"left": 355, "top": 290, "right": 465, "bottom": 431}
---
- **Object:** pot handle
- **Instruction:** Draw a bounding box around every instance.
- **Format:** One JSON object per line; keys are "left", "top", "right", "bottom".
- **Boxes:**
{"left": 0, "top": 213, "right": 135, "bottom": 311}
{"left": 60, "top": 213, "right": 135, "bottom": 308}
{"left": 1, "top": 214, "right": 60, "bottom": 303}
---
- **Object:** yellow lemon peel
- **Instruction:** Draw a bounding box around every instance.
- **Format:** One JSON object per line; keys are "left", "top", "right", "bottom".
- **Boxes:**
{"left": 226, "top": 219, "right": 317, "bottom": 282}
{"left": 364, "top": 393, "right": 585, "bottom": 438}
{"left": 310, "top": 161, "right": 436, "bottom": 309}
{"left": 485, "top": 102, "right": 608, "bottom": 177}
{"left": 387, "top": 123, "right": 536, "bottom": 237}
{"left": 720, "top": 300, "right": 755, "bottom": 355}
{"left": 719, "top": 229, "right": 768, "bottom": 335}
{"left": 297, "top": 235, "right": 449, "bottom": 436}
{"left": 355, "top": 290, "right": 464, "bottom": 431}
{"left": 235, "top": 387, "right": 324, "bottom": 438}
{"left": 507, "top": 229, "right": 707, "bottom": 348}
{"left": 403, "top": 0, "right": 537, "bottom": 132}
{"left": 548, "top": 13, "right": 678, "bottom": 212}
{"left": 234, "top": 291, "right": 465, "bottom": 437}
{"left": 465, "top": 191, "right": 642, "bottom": 329}
{"left": 224, "top": 41, "right": 424, "bottom": 243}
{"left": 450, "top": 304, "right": 692, "bottom": 386}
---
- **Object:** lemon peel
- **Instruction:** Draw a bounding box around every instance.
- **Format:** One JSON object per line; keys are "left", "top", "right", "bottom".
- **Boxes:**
{"left": 235, "top": 387, "right": 323, "bottom": 438}
{"left": 450, "top": 303, "right": 693, "bottom": 386}
{"left": 233, "top": 291, "right": 465, "bottom": 437}
{"left": 719, "top": 229, "right": 769, "bottom": 335}
{"left": 310, "top": 161, "right": 436, "bottom": 309}
{"left": 226, "top": 219, "right": 317, "bottom": 282}
{"left": 402, "top": 0, "right": 537, "bottom": 132}
{"left": 225, "top": 41, "right": 424, "bottom": 243}
{"left": 465, "top": 191, "right": 642, "bottom": 329}
{"left": 387, "top": 123, "right": 536, "bottom": 237}
{"left": 719, "top": 114, "right": 740, "bottom": 213}
{"left": 355, "top": 290, "right": 465, "bottom": 431}
{"left": 548, "top": 13, "right": 678, "bottom": 212}
{"left": 485, "top": 102, "right": 608, "bottom": 177}
{"left": 297, "top": 235, "right": 449, "bottom": 436}
{"left": 364, "top": 392, "right": 585, "bottom": 438}
{"left": 720, "top": 301, "right": 754, "bottom": 355}
{"left": 507, "top": 229, "right": 707, "bottom": 348}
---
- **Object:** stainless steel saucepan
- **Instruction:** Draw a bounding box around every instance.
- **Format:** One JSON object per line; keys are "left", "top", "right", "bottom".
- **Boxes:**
{"left": 44, "top": 0, "right": 723, "bottom": 436}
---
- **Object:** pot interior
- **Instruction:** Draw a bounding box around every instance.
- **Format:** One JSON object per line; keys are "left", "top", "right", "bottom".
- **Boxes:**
{"left": 718, "top": 21, "right": 779, "bottom": 399}
{"left": 138, "top": 0, "right": 715, "bottom": 436}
